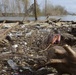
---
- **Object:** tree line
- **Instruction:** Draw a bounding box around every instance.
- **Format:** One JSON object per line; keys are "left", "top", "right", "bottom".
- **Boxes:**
{"left": 0, "top": 0, "right": 68, "bottom": 16}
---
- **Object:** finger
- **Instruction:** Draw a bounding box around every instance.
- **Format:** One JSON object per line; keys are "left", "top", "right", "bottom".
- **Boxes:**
{"left": 47, "top": 59, "right": 67, "bottom": 64}
{"left": 63, "top": 44, "right": 76, "bottom": 57}
{"left": 55, "top": 49, "right": 66, "bottom": 55}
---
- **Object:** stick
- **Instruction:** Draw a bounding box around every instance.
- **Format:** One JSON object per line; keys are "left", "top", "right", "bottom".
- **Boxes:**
{"left": 39, "top": 43, "right": 52, "bottom": 52}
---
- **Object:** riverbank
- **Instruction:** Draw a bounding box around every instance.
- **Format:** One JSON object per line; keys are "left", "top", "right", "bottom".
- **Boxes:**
{"left": 0, "top": 15, "right": 76, "bottom": 22}
{"left": 0, "top": 19, "right": 75, "bottom": 75}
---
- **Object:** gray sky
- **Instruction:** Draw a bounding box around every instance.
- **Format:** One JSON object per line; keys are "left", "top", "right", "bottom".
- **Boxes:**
{"left": 32, "top": 0, "right": 76, "bottom": 13}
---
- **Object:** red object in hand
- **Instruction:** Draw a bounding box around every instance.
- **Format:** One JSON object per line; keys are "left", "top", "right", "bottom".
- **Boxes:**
{"left": 52, "top": 34, "right": 61, "bottom": 44}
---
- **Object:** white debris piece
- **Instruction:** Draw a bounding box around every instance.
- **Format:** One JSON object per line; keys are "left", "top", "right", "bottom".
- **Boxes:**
{"left": 15, "top": 32, "right": 23, "bottom": 37}
{"left": 12, "top": 44, "right": 18, "bottom": 48}
{"left": 3, "top": 24, "right": 11, "bottom": 28}
{"left": 12, "top": 44, "right": 18, "bottom": 52}
{"left": 24, "top": 42, "right": 27, "bottom": 46}
{"left": 26, "top": 30, "right": 34, "bottom": 37}
{"left": 21, "top": 25, "right": 25, "bottom": 28}
{"left": 8, "top": 33, "right": 13, "bottom": 38}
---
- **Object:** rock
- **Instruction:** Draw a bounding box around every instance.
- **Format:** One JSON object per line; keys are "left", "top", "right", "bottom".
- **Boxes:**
{"left": 15, "top": 32, "right": 23, "bottom": 37}
{"left": 7, "top": 59, "right": 18, "bottom": 70}
{"left": 36, "top": 67, "right": 56, "bottom": 75}
{"left": 18, "top": 66, "right": 34, "bottom": 75}
{"left": 56, "top": 22, "right": 62, "bottom": 26}
{"left": 26, "top": 30, "right": 34, "bottom": 37}
{"left": 12, "top": 44, "right": 18, "bottom": 48}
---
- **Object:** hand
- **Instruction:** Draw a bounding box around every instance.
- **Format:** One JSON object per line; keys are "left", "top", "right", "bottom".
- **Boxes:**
{"left": 46, "top": 44, "right": 76, "bottom": 75}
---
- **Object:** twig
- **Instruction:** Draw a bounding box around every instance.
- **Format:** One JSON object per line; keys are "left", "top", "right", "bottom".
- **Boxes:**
{"left": 39, "top": 43, "right": 52, "bottom": 52}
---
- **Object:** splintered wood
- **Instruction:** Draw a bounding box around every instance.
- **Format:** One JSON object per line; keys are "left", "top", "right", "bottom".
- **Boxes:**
{"left": 0, "top": 22, "right": 19, "bottom": 45}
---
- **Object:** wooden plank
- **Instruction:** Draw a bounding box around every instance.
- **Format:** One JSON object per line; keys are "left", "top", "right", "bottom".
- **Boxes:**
{"left": 0, "top": 20, "right": 6, "bottom": 29}
{"left": 0, "top": 22, "right": 19, "bottom": 42}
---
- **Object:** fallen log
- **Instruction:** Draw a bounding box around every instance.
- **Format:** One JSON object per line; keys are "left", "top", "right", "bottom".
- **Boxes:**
{"left": 0, "top": 20, "right": 23, "bottom": 24}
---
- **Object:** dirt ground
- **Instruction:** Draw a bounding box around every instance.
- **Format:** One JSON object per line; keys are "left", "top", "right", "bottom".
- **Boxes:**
{"left": 0, "top": 20, "right": 76, "bottom": 75}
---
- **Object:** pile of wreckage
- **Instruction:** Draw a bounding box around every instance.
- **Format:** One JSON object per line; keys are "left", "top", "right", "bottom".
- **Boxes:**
{"left": 0, "top": 19, "right": 76, "bottom": 75}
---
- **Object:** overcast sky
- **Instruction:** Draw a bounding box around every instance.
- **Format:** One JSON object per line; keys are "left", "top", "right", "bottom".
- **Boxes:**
{"left": 32, "top": 0, "right": 76, "bottom": 13}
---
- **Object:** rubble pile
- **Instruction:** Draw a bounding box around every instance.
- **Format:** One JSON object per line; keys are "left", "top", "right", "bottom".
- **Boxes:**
{"left": 0, "top": 20, "right": 76, "bottom": 75}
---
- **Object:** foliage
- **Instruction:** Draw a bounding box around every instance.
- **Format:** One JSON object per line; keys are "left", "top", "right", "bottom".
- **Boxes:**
{"left": 36, "top": 4, "right": 41, "bottom": 16}
{"left": 42, "top": 3, "right": 68, "bottom": 16}
{"left": 0, "top": 0, "right": 68, "bottom": 16}
{"left": 22, "top": 0, "right": 30, "bottom": 9}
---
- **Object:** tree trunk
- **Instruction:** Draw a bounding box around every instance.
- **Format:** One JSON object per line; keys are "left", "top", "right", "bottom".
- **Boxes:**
{"left": 34, "top": 0, "right": 37, "bottom": 21}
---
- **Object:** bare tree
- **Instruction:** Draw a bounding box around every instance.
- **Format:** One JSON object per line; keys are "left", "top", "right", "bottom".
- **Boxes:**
{"left": 34, "top": 0, "right": 37, "bottom": 21}
{"left": 17, "top": 0, "right": 21, "bottom": 13}
{"left": 22, "top": 0, "right": 29, "bottom": 14}
{"left": 22, "top": 0, "right": 30, "bottom": 21}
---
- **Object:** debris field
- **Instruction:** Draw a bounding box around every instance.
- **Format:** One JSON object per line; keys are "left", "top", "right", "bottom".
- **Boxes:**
{"left": 0, "top": 19, "right": 76, "bottom": 75}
